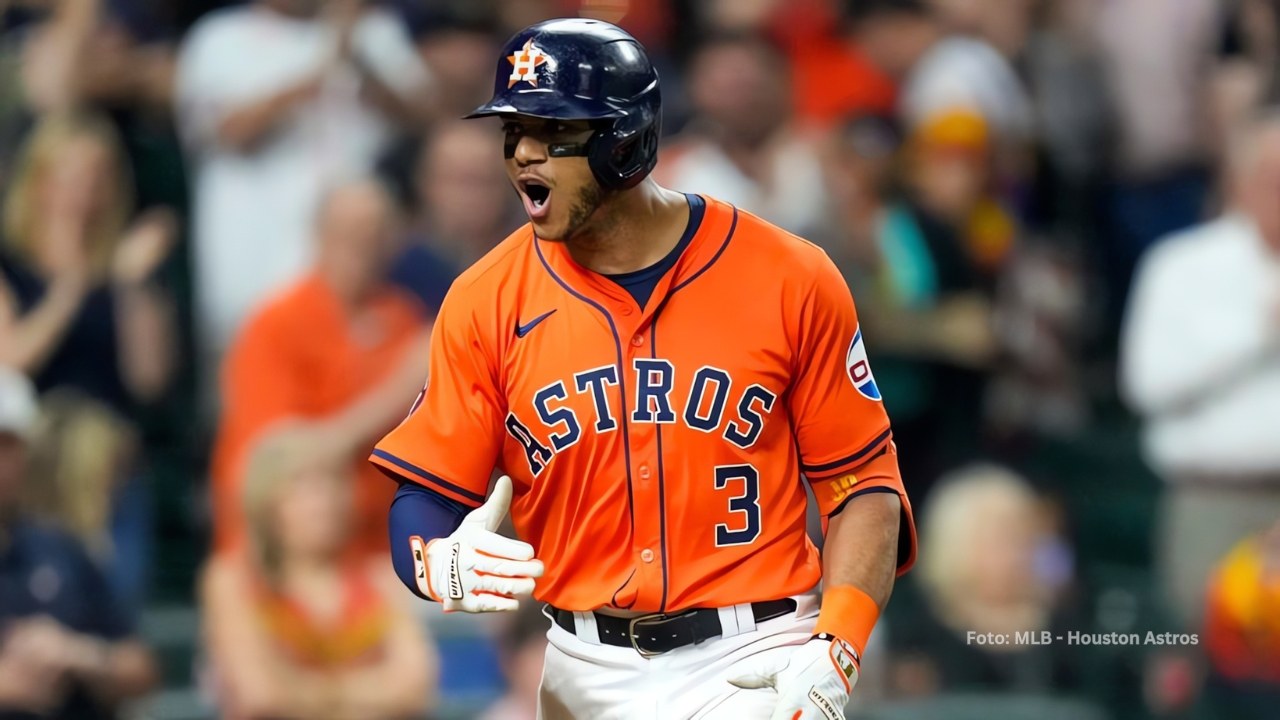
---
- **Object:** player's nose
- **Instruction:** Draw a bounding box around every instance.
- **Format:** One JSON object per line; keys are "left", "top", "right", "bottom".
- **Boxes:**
{"left": 512, "top": 133, "right": 548, "bottom": 167}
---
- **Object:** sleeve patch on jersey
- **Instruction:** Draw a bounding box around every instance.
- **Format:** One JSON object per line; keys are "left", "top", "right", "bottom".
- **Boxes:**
{"left": 846, "top": 327, "right": 881, "bottom": 401}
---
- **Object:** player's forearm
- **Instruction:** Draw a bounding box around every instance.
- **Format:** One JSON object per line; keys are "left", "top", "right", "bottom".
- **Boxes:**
{"left": 388, "top": 483, "right": 467, "bottom": 599}
{"left": 822, "top": 492, "right": 900, "bottom": 609}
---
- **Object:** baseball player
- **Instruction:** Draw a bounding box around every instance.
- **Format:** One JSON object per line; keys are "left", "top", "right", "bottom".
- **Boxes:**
{"left": 373, "top": 18, "right": 917, "bottom": 720}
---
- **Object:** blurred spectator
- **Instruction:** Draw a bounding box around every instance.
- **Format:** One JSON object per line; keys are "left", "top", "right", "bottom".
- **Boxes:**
{"left": 692, "top": 0, "right": 897, "bottom": 128}
{"left": 1094, "top": 0, "right": 1217, "bottom": 321}
{"left": 1202, "top": 518, "right": 1280, "bottom": 718}
{"left": 0, "top": 367, "right": 157, "bottom": 720}
{"left": 851, "top": 0, "right": 1032, "bottom": 146}
{"left": 657, "top": 32, "right": 829, "bottom": 236}
{"left": 818, "top": 111, "right": 902, "bottom": 270}
{"left": 3, "top": 0, "right": 187, "bottom": 222}
{"left": 1094, "top": 0, "right": 1217, "bottom": 183}
{"left": 201, "top": 424, "right": 436, "bottom": 719}
{"left": 821, "top": 108, "right": 1008, "bottom": 494}
{"left": 175, "top": 0, "right": 432, "bottom": 369}
{"left": 479, "top": 602, "right": 550, "bottom": 720}
{"left": 885, "top": 464, "right": 1079, "bottom": 697}
{"left": 1213, "top": 0, "right": 1280, "bottom": 170}
{"left": 789, "top": 3, "right": 899, "bottom": 129}
{"left": 23, "top": 389, "right": 144, "bottom": 608}
{"left": 18, "top": 0, "right": 176, "bottom": 115}
{"left": 695, "top": 0, "right": 782, "bottom": 34}
{"left": 927, "top": 0, "right": 1037, "bottom": 60}
{"left": 1120, "top": 110, "right": 1280, "bottom": 629}
{"left": 1022, "top": 0, "right": 1112, "bottom": 242}
{"left": 0, "top": 111, "right": 177, "bottom": 415}
{"left": 986, "top": 239, "right": 1087, "bottom": 439}
{"left": 210, "top": 179, "right": 430, "bottom": 558}
{"left": 415, "top": 19, "right": 500, "bottom": 122}
{"left": 899, "top": 109, "right": 1017, "bottom": 278}
{"left": 388, "top": 120, "right": 518, "bottom": 311}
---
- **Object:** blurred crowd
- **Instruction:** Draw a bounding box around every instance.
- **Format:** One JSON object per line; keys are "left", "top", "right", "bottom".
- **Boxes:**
{"left": 0, "top": 0, "right": 1278, "bottom": 718}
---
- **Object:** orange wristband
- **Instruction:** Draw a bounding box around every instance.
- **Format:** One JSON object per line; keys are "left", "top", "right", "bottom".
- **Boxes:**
{"left": 814, "top": 584, "right": 880, "bottom": 657}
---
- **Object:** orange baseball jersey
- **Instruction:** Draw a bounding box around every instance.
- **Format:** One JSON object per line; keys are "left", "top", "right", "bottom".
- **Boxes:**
{"left": 372, "top": 196, "right": 916, "bottom": 613}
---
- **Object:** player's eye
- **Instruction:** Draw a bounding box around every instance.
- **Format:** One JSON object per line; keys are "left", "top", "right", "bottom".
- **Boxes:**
{"left": 502, "top": 122, "right": 525, "bottom": 136}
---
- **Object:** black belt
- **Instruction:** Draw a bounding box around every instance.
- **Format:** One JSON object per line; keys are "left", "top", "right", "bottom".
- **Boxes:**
{"left": 550, "top": 598, "right": 797, "bottom": 657}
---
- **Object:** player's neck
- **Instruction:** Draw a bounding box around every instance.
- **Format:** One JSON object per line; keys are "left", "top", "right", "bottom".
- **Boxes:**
{"left": 564, "top": 181, "right": 689, "bottom": 276}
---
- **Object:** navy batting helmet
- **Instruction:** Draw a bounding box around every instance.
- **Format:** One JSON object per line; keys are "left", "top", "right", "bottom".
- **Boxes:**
{"left": 465, "top": 18, "right": 661, "bottom": 191}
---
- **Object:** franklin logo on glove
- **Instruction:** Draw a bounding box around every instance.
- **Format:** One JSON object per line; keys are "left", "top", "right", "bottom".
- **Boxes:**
{"left": 448, "top": 542, "right": 464, "bottom": 600}
{"left": 409, "top": 476, "right": 544, "bottom": 613}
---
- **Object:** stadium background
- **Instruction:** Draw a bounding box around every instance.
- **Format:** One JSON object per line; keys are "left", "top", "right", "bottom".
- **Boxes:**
{"left": 0, "top": 0, "right": 1277, "bottom": 718}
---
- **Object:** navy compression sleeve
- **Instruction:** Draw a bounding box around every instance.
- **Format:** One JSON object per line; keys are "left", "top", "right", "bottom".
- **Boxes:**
{"left": 389, "top": 482, "right": 468, "bottom": 599}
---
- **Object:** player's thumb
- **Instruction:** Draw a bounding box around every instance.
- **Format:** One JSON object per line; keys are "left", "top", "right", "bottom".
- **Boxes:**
{"left": 469, "top": 475, "right": 514, "bottom": 532}
{"left": 726, "top": 654, "right": 784, "bottom": 691}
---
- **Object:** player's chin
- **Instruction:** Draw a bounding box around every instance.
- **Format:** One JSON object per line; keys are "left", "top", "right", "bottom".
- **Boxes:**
{"left": 529, "top": 215, "right": 570, "bottom": 242}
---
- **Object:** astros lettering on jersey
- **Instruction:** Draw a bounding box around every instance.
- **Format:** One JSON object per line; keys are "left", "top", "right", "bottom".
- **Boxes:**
{"left": 372, "top": 197, "right": 918, "bottom": 613}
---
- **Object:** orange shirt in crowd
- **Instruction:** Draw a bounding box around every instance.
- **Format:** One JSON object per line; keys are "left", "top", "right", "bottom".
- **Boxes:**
{"left": 789, "top": 39, "right": 896, "bottom": 126}
{"left": 770, "top": 0, "right": 897, "bottom": 127}
{"left": 250, "top": 560, "right": 394, "bottom": 669}
{"left": 211, "top": 274, "right": 428, "bottom": 557}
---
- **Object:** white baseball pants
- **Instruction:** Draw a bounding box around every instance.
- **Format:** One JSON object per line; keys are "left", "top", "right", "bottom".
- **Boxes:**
{"left": 537, "top": 593, "right": 821, "bottom": 720}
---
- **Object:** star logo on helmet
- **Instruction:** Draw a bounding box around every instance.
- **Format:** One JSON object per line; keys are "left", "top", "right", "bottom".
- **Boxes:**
{"left": 507, "top": 38, "right": 549, "bottom": 88}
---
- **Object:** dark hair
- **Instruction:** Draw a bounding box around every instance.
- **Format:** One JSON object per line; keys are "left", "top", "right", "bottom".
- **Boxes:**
{"left": 844, "top": 0, "right": 931, "bottom": 24}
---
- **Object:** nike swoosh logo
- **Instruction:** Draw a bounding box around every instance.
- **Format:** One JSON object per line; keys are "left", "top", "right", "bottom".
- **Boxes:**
{"left": 515, "top": 309, "right": 557, "bottom": 338}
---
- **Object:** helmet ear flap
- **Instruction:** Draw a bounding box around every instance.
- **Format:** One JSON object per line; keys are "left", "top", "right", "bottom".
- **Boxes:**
{"left": 586, "top": 104, "right": 661, "bottom": 191}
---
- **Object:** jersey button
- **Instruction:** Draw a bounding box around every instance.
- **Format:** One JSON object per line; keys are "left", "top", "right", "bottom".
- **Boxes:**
{"left": 638, "top": 465, "right": 650, "bottom": 479}
{"left": 640, "top": 549, "right": 655, "bottom": 563}
{"left": 631, "top": 334, "right": 644, "bottom": 347}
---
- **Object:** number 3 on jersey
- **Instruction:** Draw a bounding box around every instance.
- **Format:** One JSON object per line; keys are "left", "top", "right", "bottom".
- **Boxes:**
{"left": 714, "top": 464, "right": 761, "bottom": 546}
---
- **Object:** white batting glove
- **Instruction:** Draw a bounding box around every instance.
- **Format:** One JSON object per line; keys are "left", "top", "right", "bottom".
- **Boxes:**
{"left": 728, "top": 634, "right": 860, "bottom": 720}
{"left": 408, "top": 475, "right": 544, "bottom": 612}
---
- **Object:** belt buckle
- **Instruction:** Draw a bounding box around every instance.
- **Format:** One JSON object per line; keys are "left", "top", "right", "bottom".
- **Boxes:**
{"left": 627, "top": 612, "right": 675, "bottom": 658}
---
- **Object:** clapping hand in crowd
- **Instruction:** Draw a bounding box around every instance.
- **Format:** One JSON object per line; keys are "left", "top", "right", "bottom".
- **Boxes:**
{"left": 111, "top": 208, "right": 178, "bottom": 289}
{"left": 0, "top": 615, "right": 104, "bottom": 713}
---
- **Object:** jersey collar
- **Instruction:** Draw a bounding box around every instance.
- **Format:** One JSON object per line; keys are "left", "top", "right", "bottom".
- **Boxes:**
{"left": 534, "top": 195, "right": 738, "bottom": 318}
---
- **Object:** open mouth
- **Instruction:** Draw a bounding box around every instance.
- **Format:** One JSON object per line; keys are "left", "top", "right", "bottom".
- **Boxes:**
{"left": 518, "top": 178, "right": 552, "bottom": 220}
